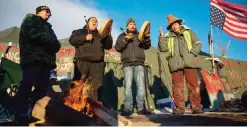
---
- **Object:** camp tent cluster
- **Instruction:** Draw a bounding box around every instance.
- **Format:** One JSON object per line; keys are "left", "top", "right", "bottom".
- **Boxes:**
{"left": 0, "top": 26, "right": 246, "bottom": 112}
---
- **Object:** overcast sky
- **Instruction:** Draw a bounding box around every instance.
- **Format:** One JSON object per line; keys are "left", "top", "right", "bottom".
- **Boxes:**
{"left": 0, "top": 0, "right": 119, "bottom": 42}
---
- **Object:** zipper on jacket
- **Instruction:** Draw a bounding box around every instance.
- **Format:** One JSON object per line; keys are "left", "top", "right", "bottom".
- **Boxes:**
{"left": 132, "top": 41, "right": 134, "bottom": 62}
{"left": 177, "top": 37, "right": 181, "bottom": 68}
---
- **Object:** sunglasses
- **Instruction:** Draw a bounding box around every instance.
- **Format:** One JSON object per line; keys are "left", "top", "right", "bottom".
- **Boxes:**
{"left": 46, "top": 10, "right": 51, "bottom": 13}
{"left": 45, "top": 10, "right": 52, "bottom": 16}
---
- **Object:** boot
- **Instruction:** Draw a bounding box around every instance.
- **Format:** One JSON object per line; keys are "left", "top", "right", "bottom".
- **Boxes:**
{"left": 192, "top": 108, "right": 203, "bottom": 114}
{"left": 137, "top": 109, "right": 152, "bottom": 115}
{"left": 173, "top": 107, "right": 185, "bottom": 115}
{"left": 121, "top": 108, "right": 132, "bottom": 116}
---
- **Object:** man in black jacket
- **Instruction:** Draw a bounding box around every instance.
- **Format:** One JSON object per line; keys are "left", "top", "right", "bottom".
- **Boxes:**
{"left": 115, "top": 18, "right": 151, "bottom": 116}
{"left": 69, "top": 17, "right": 113, "bottom": 101}
{"left": 15, "top": 6, "right": 61, "bottom": 125}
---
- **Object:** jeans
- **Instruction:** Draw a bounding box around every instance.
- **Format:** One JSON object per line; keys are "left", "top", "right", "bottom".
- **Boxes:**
{"left": 123, "top": 65, "right": 145, "bottom": 111}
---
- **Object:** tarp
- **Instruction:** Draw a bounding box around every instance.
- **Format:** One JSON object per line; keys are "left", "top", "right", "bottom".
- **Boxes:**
{"left": 0, "top": 57, "right": 22, "bottom": 90}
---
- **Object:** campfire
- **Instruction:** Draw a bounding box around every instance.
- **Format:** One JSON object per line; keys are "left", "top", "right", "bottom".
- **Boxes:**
{"left": 61, "top": 76, "right": 131, "bottom": 126}
{"left": 62, "top": 76, "right": 95, "bottom": 117}
{"left": 30, "top": 75, "right": 131, "bottom": 126}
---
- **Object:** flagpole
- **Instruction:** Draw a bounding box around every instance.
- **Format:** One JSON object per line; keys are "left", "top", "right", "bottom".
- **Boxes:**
{"left": 209, "top": 0, "right": 215, "bottom": 74}
{"left": 209, "top": 34, "right": 212, "bottom": 57}
{"left": 210, "top": 25, "right": 215, "bottom": 74}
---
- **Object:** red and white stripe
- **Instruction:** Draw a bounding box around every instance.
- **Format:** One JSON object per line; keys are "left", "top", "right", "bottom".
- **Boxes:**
{"left": 211, "top": 0, "right": 247, "bottom": 40}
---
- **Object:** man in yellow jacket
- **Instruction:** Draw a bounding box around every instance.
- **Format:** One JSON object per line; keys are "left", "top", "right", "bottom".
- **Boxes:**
{"left": 158, "top": 14, "right": 203, "bottom": 114}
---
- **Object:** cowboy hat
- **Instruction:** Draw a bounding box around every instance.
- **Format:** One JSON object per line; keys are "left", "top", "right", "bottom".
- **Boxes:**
{"left": 167, "top": 14, "right": 183, "bottom": 30}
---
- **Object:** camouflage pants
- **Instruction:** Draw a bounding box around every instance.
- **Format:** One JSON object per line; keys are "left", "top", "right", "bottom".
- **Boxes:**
{"left": 172, "top": 68, "right": 201, "bottom": 109}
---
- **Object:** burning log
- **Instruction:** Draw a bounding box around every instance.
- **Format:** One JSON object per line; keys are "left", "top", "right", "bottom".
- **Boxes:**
{"left": 62, "top": 77, "right": 132, "bottom": 126}
{"left": 87, "top": 97, "right": 131, "bottom": 126}
{"left": 30, "top": 96, "right": 98, "bottom": 126}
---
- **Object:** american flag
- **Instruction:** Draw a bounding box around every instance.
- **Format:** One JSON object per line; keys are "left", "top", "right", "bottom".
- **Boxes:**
{"left": 210, "top": 0, "right": 247, "bottom": 40}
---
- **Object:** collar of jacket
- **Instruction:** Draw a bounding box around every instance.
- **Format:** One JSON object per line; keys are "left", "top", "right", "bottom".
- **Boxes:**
{"left": 126, "top": 29, "right": 138, "bottom": 35}
{"left": 23, "top": 13, "right": 51, "bottom": 27}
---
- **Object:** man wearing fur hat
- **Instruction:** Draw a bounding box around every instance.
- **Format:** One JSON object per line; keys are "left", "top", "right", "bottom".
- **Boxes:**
{"left": 115, "top": 18, "right": 151, "bottom": 116}
{"left": 69, "top": 17, "right": 113, "bottom": 101}
{"left": 158, "top": 14, "right": 203, "bottom": 114}
{"left": 15, "top": 6, "right": 61, "bottom": 125}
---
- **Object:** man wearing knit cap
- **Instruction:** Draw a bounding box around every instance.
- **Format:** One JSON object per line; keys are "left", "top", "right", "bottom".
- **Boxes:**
{"left": 14, "top": 5, "right": 61, "bottom": 125}
{"left": 69, "top": 17, "right": 113, "bottom": 101}
{"left": 158, "top": 14, "right": 203, "bottom": 114}
{"left": 115, "top": 18, "right": 151, "bottom": 116}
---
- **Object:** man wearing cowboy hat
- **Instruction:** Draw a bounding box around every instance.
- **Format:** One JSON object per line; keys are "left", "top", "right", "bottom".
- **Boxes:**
{"left": 69, "top": 17, "right": 113, "bottom": 101}
{"left": 15, "top": 6, "right": 61, "bottom": 125}
{"left": 158, "top": 14, "right": 203, "bottom": 114}
{"left": 115, "top": 18, "right": 151, "bottom": 116}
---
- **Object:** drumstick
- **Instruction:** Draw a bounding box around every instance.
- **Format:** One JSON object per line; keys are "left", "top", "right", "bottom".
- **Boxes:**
{"left": 84, "top": 15, "right": 92, "bottom": 43}
{"left": 84, "top": 16, "right": 88, "bottom": 25}
{"left": 120, "top": 27, "right": 127, "bottom": 35}
{"left": 84, "top": 16, "right": 90, "bottom": 33}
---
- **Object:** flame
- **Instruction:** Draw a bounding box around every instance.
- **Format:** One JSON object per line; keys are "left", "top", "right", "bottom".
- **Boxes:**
{"left": 63, "top": 78, "right": 95, "bottom": 117}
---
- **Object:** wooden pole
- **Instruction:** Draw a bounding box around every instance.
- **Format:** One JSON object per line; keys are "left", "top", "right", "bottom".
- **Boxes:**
{"left": 210, "top": 25, "right": 215, "bottom": 74}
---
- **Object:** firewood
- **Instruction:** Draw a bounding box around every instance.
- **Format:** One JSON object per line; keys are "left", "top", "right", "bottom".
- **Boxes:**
{"left": 31, "top": 96, "right": 97, "bottom": 126}
{"left": 87, "top": 97, "right": 132, "bottom": 126}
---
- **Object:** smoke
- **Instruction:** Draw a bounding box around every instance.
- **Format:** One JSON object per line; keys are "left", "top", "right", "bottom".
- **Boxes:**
{"left": 0, "top": 0, "right": 119, "bottom": 42}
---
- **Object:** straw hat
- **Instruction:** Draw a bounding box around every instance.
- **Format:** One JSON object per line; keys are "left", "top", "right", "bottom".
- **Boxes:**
{"left": 167, "top": 14, "right": 183, "bottom": 30}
